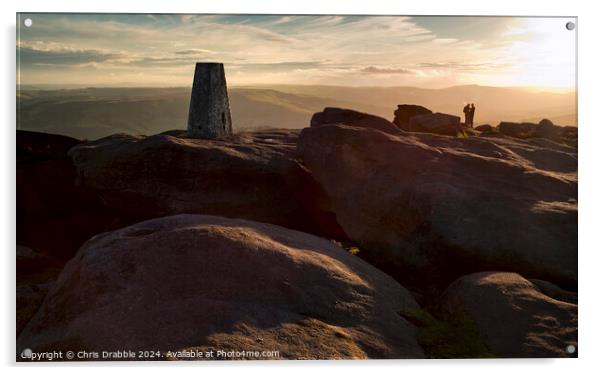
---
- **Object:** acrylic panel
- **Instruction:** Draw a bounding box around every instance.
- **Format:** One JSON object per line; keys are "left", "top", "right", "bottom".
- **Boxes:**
{"left": 16, "top": 13, "right": 577, "bottom": 361}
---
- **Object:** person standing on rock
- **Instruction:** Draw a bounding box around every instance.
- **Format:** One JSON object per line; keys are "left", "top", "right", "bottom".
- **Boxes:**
{"left": 469, "top": 103, "right": 476, "bottom": 128}
{"left": 463, "top": 104, "right": 471, "bottom": 127}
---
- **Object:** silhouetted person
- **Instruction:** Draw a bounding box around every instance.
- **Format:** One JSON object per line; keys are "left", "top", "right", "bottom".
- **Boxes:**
{"left": 463, "top": 104, "right": 470, "bottom": 127}
{"left": 469, "top": 103, "right": 476, "bottom": 128}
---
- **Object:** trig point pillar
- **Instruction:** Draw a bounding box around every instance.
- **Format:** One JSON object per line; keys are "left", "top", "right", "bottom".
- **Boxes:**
{"left": 187, "top": 62, "right": 233, "bottom": 139}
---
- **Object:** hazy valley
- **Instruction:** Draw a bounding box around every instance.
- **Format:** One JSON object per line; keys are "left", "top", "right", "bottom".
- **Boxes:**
{"left": 17, "top": 85, "right": 576, "bottom": 140}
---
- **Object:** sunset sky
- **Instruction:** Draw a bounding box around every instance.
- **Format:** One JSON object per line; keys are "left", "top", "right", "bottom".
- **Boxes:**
{"left": 17, "top": 14, "right": 576, "bottom": 90}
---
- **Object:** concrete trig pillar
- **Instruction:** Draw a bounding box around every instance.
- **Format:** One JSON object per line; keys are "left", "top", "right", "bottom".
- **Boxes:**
{"left": 187, "top": 62, "right": 233, "bottom": 139}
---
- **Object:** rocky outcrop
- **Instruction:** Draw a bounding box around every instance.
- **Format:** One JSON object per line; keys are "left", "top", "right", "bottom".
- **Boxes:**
{"left": 68, "top": 129, "right": 343, "bottom": 240}
{"left": 17, "top": 130, "right": 81, "bottom": 161}
{"left": 475, "top": 124, "right": 494, "bottom": 132}
{"left": 17, "top": 214, "right": 424, "bottom": 360}
{"left": 409, "top": 112, "right": 462, "bottom": 136}
{"left": 17, "top": 131, "right": 117, "bottom": 260}
{"left": 498, "top": 121, "right": 537, "bottom": 138}
{"left": 310, "top": 107, "right": 400, "bottom": 135}
{"left": 560, "top": 126, "right": 577, "bottom": 140}
{"left": 535, "top": 118, "right": 555, "bottom": 137}
{"left": 393, "top": 105, "right": 432, "bottom": 131}
{"left": 298, "top": 124, "right": 577, "bottom": 287}
{"left": 438, "top": 272, "right": 577, "bottom": 357}
{"left": 497, "top": 119, "right": 577, "bottom": 145}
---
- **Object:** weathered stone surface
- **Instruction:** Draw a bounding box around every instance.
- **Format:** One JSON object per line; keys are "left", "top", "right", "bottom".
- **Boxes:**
{"left": 496, "top": 120, "right": 577, "bottom": 146}
{"left": 534, "top": 118, "right": 561, "bottom": 139}
{"left": 528, "top": 278, "right": 578, "bottom": 305}
{"left": 560, "top": 126, "right": 577, "bottom": 140}
{"left": 498, "top": 121, "right": 537, "bottom": 138}
{"left": 310, "top": 107, "right": 400, "bottom": 135}
{"left": 187, "top": 63, "right": 232, "bottom": 139}
{"left": 475, "top": 124, "right": 494, "bottom": 132}
{"left": 409, "top": 112, "right": 462, "bottom": 136}
{"left": 393, "top": 105, "right": 433, "bottom": 131}
{"left": 17, "top": 214, "right": 424, "bottom": 359}
{"left": 438, "top": 272, "right": 577, "bottom": 357}
{"left": 298, "top": 124, "right": 577, "bottom": 287}
{"left": 538, "top": 118, "right": 555, "bottom": 128}
{"left": 68, "top": 129, "right": 343, "bottom": 239}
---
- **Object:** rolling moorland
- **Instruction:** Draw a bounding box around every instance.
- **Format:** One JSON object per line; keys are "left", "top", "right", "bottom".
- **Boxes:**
{"left": 17, "top": 85, "right": 576, "bottom": 140}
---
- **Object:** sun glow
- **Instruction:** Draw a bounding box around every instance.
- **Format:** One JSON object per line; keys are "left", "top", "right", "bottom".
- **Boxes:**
{"left": 476, "top": 18, "right": 576, "bottom": 90}
{"left": 17, "top": 14, "right": 576, "bottom": 91}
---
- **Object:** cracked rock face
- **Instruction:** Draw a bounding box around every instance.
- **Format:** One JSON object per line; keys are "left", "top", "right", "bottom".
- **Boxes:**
{"left": 17, "top": 214, "right": 423, "bottom": 359}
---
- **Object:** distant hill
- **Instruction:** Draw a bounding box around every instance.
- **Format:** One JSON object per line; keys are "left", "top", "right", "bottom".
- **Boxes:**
{"left": 17, "top": 85, "right": 576, "bottom": 140}
{"left": 260, "top": 84, "right": 577, "bottom": 126}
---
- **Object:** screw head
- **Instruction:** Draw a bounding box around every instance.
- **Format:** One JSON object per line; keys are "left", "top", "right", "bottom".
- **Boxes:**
{"left": 23, "top": 18, "right": 32, "bottom": 27}
{"left": 566, "top": 21, "right": 575, "bottom": 31}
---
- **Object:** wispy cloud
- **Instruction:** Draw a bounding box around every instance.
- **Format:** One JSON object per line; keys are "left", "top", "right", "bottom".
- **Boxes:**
{"left": 174, "top": 48, "right": 216, "bottom": 55}
{"left": 361, "top": 66, "right": 413, "bottom": 74}
{"left": 418, "top": 62, "right": 510, "bottom": 72}
{"left": 16, "top": 14, "right": 576, "bottom": 89}
{"left": 18, "top": 42, "right": 126, "bottom": 66}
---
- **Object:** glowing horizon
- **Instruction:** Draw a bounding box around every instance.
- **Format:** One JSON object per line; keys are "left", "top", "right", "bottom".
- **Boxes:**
{"left": 17, "top": 14, "right": 577, "bottom": 91}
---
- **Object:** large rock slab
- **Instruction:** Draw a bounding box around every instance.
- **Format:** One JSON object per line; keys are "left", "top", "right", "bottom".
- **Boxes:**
{"left": 310, "top": 107, "right": 400, "bottom": 135}
{"left": 497, "top": 119, "right": 577, "bottom": 145}
{"left": 475, "top": 124, "right": 494, "bottom": 132}
{"left": 68, "top": 129, "right": 342, "bottom": 239}
{"left": 498, "top": 121, "right": 537, "bottom": 138}
{"left": 298, "top": 124, "right": 577, "bottom": 287}
{"left": 393, "top": 105, "right": 433, "bottom": 131}
{"left": 438, "top": 272, "right": 577, "bottom": 357}
{"left": 17, "top": 214, "right": 423, "bottom": 360}
{"left": 409, "top": 112, "right": 462, "bottom": 136}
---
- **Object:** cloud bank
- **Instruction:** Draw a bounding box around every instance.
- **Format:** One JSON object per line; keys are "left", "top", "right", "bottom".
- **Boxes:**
{"left": 17, "top": 14, "right": 576, "bottom": 89}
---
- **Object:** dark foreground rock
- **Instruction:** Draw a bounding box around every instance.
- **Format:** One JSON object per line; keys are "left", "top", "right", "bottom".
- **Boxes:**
{"left": 17, "top": 130, "right": 81, "bottom": 161}
{"left": 68, "top": 129, "right": 344, "bottom": 241}
{"left": 17, "top": 284, "right": 52, "bottom": 337}
{"left": 16, "top": 246, "right": 63, "bottom": 335}
{"left": 298, "top": 124, "right": 577, "bottom": 287}
{"left": 17, "top": 214, "right": 423, "bottom": 360}
{"left": 438, "top": 272, "right": 577, "bottom": 357}
{"left": 393, "top": 105, "right": 433, "bottom": 131}
{"left": 17, "top": 130, "right": 118, "bottom": 260}
{"left": 310, "top": 107, "right": 400, "bottom": 135}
